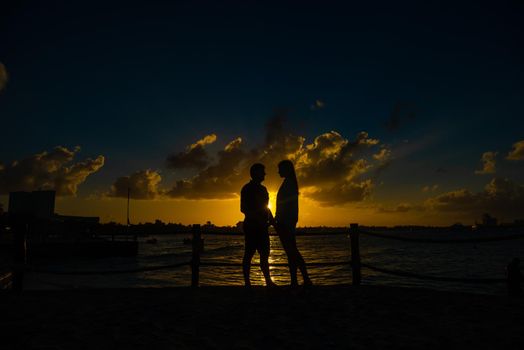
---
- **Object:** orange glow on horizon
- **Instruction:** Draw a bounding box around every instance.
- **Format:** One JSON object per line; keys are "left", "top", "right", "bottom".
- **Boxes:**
{"left": 0, "top": 192, "right": 475, "bottom": 229}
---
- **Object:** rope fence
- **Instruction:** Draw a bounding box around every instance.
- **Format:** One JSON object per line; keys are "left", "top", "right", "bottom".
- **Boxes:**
{"left": 199, "top": 261, "right": 351, "bottom": 268}
{"left": 26, "top": 260, "right": 351, "bottom": 275}
{"left": 27, "top": 261, "right": 190, "bottom": 275}
{"left": 4, "top": 223, "right": 523, "bottom": 291}
{"left": 355, "top": 225, "right": 523, "bottom": 286}
{"left": 360, "top": 262, "right": 505, "bottom": 284}
{"left": 358, "top": 229, "right": 524, "bottom": 244}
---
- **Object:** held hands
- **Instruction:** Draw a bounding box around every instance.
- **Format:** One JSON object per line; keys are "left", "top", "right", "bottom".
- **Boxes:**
{"left": 267, "top": 208, "right": 276, "bottom": 227}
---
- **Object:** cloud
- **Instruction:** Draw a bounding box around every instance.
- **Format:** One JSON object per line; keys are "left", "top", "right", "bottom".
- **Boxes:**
{"left": 372, "top": 148, "right": 391, "bottom": 162}
{"left": 425, "top": 178, "right": 524, "bottom": 220}
{"left": 507, "top": 140, "right": 524, "bottom": 161}
{"left": 475, "top": 151, "right": 497, "bottom": 174}
{"left": 167, "top": 136, "right": 248, "bottom": 199}
{"left": 191, "top": 134, "right": 217, "bottom": 149}
{"left": 166, "top": 134, "right": 217, "bottom": 170}
{"left": 108, "top": 170, "right": 162, "bottom": 199}
{"left": 167, "top": 112, "right": 303, "bottom": 200}
{"left": 0, "top": 146, "right": 104, "bottom": 195}
{"left": 294, "top": 131, "right": 382, "bottom": 189}
{"left": 304, "top": 180, "right": 374, "bottom": 206}
{"left": 422, "top": 184, "right": 439, "bottom": 192}
{"left": 165, "top": 114, "right": 388, "bottom": 205}
{"left": 0, "top": 63, "right": 7, "bottom": 92}
{"left": 377, "top": 203, "right": 416, "bottom": 213}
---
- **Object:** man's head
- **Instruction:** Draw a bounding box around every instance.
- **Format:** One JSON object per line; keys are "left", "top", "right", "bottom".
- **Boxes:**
{"left": 250, "top": 163, "right": 266, "bottom": 183}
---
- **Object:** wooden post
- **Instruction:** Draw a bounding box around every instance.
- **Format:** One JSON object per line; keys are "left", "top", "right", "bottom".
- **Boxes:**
{"left": 12, "top": 218, "right": 28, "bottom": 294}
{"left": 191, "top": 224, "right": 201, "bottom": 288}
{"left": 350, "top": 223, "right": 361, "bottom": 286}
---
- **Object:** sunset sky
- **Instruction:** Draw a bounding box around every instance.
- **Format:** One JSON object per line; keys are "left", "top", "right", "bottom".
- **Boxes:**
{"left": 1, "top": 1, "right": 523, "bottom": 226}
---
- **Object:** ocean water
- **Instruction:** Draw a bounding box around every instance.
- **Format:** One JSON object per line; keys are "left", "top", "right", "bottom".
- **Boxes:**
{"left": 24, "top": 230, "right": 524, "bottom": 295}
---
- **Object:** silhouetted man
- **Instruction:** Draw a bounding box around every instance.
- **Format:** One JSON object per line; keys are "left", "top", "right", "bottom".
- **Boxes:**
{"left": 241, "top": 163, "right": 275, "bottom": 288}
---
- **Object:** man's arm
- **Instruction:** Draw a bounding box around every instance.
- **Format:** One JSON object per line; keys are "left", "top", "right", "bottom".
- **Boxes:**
{"left": 240, "top": 187, "right": 247, "bottom": 215}
{"left": 240, "top": 186, "right": 257, "bottom": 218}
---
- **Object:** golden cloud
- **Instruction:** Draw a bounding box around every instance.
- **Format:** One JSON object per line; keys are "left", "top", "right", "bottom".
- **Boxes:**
{"left": 108, "top": 169, "right": 162, "bottom": 199}
{"left": 372, "top": 148, "right": 391, "bottom": 162}
{"left": 164, "top": 116, "right": 388, "bottom": 205}
{"left": 304, "top": 180, "right": 374, "bottom": 206}
{"left": 424, "top": 178, "right": 524, "bottom": 219}
{"left": 507, "top": 140, "right": 524, "bottom": 161}
{"left": 190, "top": 134, "right": 217, "bottom": 150}
{"left": 166, "top": 134, "right": 217, "bottom": 170}
{"left": 475, "top": 151, "right": 497, "bottom": 175}
{"left": 0, "top": 146, "right": 104, "bottom": 195}
{"left": 377, "top": 203, "right": 415, "bottom": 213}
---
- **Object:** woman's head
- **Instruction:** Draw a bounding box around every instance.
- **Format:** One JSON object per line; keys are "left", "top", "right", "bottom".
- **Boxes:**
{"left": 278, "top": 160, "right": 298, "bottom": 194}
{"left": 278, "top": 160, "right": 296, "bottom": 179}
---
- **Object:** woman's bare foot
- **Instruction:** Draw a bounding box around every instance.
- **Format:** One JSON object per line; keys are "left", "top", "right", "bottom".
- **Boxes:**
{"left": 303, "top": 279, "right": 313, "bottom": 288}
{"left": 266, "top": 280, "right": 278, "bottom": 288}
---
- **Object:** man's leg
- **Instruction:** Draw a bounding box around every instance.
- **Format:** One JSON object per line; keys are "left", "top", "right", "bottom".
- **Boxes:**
{"left": 259, "top": 233, "right": 275, "bottom": 287}
{"left": 259, "top": 251, "right": 275, "bottom": 287}
{"left": 243, "top": 246, "right": 256, "bottom": 287}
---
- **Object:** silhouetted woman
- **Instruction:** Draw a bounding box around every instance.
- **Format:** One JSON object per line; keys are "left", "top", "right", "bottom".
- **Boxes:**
{"left": 275, "top": 160, "right": 312, "bottom": 287}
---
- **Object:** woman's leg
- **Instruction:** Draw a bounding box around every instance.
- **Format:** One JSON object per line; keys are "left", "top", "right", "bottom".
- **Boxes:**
{"left": 279, "top": 225, "right": 299, "bottom": 286}
{"left": 294, "top": 248, "right": 311, "bottom": 285}
{"left": 285, "top": 244, "right": 299, "bottom": 287}
{"left": 286, "top": 233, "right": 310, "bottom": 284}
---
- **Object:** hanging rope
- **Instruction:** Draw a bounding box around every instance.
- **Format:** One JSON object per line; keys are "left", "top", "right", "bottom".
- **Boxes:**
{"left": 361, "top": 262, "right": 506, "bottom": 284}
{"left": 28, "top": 261, "right": 190, "bottom": 275}
{"left": 359, "top": 230, "right": 524, "bottom": 244}
{"left": 200, "top": 260, "right": 351, "bottom": 267}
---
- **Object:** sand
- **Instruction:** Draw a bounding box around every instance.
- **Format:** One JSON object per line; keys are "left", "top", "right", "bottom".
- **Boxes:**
{"left": 1, "top": 285, "right": 523, "bottom": 349}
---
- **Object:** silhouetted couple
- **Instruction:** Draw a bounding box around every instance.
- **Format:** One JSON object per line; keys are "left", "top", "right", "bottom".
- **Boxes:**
{"left": 240, "top": 161, "right": 312, "bottom": 288}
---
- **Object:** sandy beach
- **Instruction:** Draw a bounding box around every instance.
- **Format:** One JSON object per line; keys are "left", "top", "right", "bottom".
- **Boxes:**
{"left": 1, "top": 285, "right": 523, "bottom": 349}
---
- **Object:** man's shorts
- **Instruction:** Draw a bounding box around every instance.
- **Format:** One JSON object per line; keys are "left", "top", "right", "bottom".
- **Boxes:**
{"left": 243, "top": 220, "right": 270, "bottom": 256}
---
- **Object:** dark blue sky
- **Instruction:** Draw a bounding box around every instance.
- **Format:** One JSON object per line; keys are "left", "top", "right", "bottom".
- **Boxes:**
{"left": 1, "top": 0, "right": 523, "bottom": 202}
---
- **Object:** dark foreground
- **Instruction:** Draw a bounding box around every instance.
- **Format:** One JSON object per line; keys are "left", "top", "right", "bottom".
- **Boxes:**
{"left": 1, "top": 285, "right": 523, "bottom": 349}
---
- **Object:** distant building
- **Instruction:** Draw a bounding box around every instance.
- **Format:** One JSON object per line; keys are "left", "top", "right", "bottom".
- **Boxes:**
{"left": 8, "top": 190, "right": 99, "bottom": 228}
{"left": 8, "top": 191, "right": 55, "bottom": 219}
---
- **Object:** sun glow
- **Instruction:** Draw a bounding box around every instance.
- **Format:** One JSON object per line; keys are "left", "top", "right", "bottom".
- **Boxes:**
{"left": 268, "top": 191, "right": 276, "bottom": 212}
